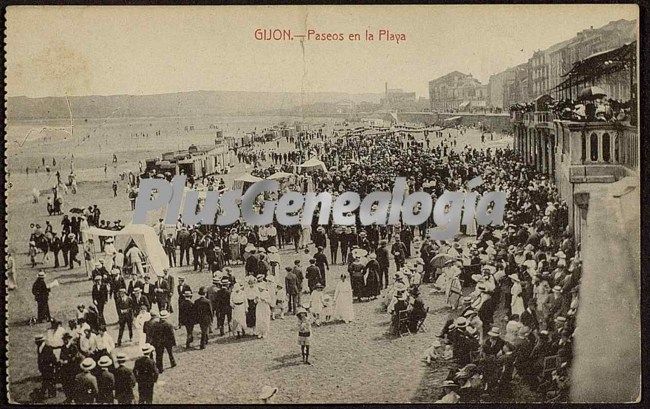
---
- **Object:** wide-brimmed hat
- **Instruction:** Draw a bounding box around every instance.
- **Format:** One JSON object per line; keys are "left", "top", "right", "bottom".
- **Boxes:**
{"left": 142, "top": 343, "right": 155, "bottom": 354}
{"left": 183, "top": 290, "right": 193, "bottom": 297}
{"left": 454, "top": 317, "right": 467, "bottom": 328}
{"left": 212, "top": 277, "right": 220, "bottom": 284}
{"left": 463, "top": 309, "right": 477, "bottom": 318}
{"left": 552, "top": 285, "right": 562, "bottom": 292}
{"left": 295, "top": 307, "right": 307, "bottom": 316}
{"left": 267, "top": 246, "right": 278, "bottom": 254}
{"left": 314, "top": 282, "right": 324, "bottom": 289}
{"left": 37, "top": 271, "right": 45, "bottom": 278}
{"left": 116, "top": 353, "right": 128, "bottom": 363}
{"left": 133, "top": 287, "right": 142, "bottom": 293}
{"left": 98, "top": 355, "right": 113, "bottom": 368}
{"left": 159, "top": 310, "right": 170, "bottom": 319}
{"left": 80, "top": 357, "right": 96, "bottom": 371}
{"left": 462, "top": 296, "right": 472, "bottom": 305}
{"left": 259, "top": 386, "right": 278, "bottom": 400}
{"left": 488, "top": 327, "right": 501, "bottom": 337}
{"left": 508, "top": 274, "right": 520, "bottom": 282}
{"left": 221, "top": 278, "right": 231, "bottom": 285}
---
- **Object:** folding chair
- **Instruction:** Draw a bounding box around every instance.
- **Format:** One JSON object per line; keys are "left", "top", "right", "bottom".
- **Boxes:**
{"left": 397, "top": 310, "right": 411, "bottom": 337}
{"left": 415, "top": 307, "right": 430, "bottom": 333}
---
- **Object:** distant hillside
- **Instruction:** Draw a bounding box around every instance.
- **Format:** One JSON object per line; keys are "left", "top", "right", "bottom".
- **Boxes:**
{"left": 6, "top": 90, "right": 382, "bottom": 120}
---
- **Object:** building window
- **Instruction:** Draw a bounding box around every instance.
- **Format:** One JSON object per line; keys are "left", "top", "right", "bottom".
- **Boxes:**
{"left": 590, "top": 133, "right": 598, "bottom": 162}
{"left": 602, "top": 133, "right": 611, "bottom": 163}
{"left": 581, "top": 132, "right": 586, "bottom": 162}
{"left": 614, "top": 133, "right": 620, "bottom": 163}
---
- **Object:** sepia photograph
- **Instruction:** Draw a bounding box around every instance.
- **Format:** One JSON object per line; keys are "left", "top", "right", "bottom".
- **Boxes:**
{"left": 3, "top": 4, "right": 641, "bottom": 404}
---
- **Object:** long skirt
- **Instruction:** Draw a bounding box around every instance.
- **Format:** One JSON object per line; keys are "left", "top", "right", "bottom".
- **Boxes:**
{"left": 232, "top": 304, "right": 247, "bottom": 332}
{"left": 365, "top": 272, "right": 381, "bottom": 297}
{"left": 230, "top": 243, "right": 241, "bottom": 261}
{"left": 350, "top": 275, "right": 364, "bottom": 298}
{"left": 255, "top": 302, "right": 271, "bottom": 337}
{"left": 334, "top": 293, "right": 354, "bottom": 322}
{"left": 246, "top": 300, "right": 257, "bottom": 328}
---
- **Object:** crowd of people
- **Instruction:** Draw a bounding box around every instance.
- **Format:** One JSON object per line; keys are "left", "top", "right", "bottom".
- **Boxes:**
{"left": 24, "top": 122, "right": 584, "bottom": 404}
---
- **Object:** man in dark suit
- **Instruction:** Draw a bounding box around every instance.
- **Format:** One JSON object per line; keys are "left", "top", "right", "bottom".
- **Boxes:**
{"left": 91, "top": 276, "right": 109, "bottom": 325}
{"left": 153, "top": 273, "right": 170, "bottom": 313}
{"left": 133, "top": 344, "right": 158, "bottom": 404}
{"left": 391, "top": 238, "right": 407, "bottom": 271}
{"left": 194, "top": 287, "right": 213, "bottom": 349}
{"left": 141, "top": 276, "right": 155, "bottom": 307}
{"left": 50, "top": 233, "right": 62, "bottom": 268}
{"left": 214, "top": 278, "right": 232, "bottom": 336}
{"left": 178, "top": 290, "right": 195, "bottom": 347}
{"left": 130, "top": 287, "right": 151, "bottom": 312}
{"left": 176, "top": 276, "right": 191, "bottom": 328}
{"left": 113, "top": 353, "right": 136, "bottom": 404}
{"left": 163, "top": 234, "right": 177, "bottom": 267}
{"left": 151, "top": 310, "right": 176, "bottom": 373}
{"left": 115, "top": 289, "right": 134, "bottom": 347}
{"left": 376, "top": 240, "right": 390, "bottom": 289}
{"left": 177, "top": 227, "right": 191, "bottom": 267}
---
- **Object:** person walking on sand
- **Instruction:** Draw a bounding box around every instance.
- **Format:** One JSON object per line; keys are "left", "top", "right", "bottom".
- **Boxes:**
{"left": 333, "top": 274, "right": 354, "bottom": 323}
{"left": 296, "top": 307, "right": 313, "bottom": 364}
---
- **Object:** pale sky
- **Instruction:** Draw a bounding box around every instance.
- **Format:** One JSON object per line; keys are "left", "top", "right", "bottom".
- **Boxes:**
{"left": 6, "top": 5, "right": 638, "bottom": 98}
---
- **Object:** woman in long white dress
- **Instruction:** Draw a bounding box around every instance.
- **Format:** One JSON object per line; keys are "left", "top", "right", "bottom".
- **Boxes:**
{"left": 230, "top": 283, "right": 248, "bottom": 336}
{"left": 333, "top": 274, "right": 354, "bottom": 323}
{"left": 255, "top": 284, "right": 272, "bottom": 338}
{"left": 133, "top": 306, "right": 151, "bottom": 347}
{"left": 509, "top": 274, "right": 525, "bottom": 317}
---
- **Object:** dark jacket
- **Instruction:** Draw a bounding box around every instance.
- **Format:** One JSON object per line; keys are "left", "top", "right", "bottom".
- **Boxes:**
{"left": 179, "top": 298, "right": 195, "bottom": 327}
{"left": 113, "top": 365, "right": 136, "bottom": 402}
{"left": 194, "top": 296, "right": 213, "bottom": 326}
{"left": 151, "top": 320, "right": 176, "bottom": 348}
{"left": 96, "top": 369, "right": 115, "bottom": 403}
{"left": 133, "top": 356, "right": 158, "bottom": 385}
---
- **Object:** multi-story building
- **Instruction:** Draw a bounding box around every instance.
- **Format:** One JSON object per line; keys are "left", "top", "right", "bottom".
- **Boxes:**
{"left": 491, "top": 19, "right": 636, "bottom": 105}
{"left": 428, "top": 71, "right": 487, "bottom": 112}
{"left": 488, "top": 67, "right": 516, "bottom": 111}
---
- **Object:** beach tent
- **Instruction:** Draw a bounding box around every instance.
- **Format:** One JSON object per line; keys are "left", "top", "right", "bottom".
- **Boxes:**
{"left": 267, "top": 171, "right": 293, "bottom": 180}
{"left": 233, "top": 173, "right": 263, "bottom": 190}
{"left": 83, "top": 224, "right": 170, "bottom": 276}
{"left": 298, "top": 157, "right": 328, "bottom": 172}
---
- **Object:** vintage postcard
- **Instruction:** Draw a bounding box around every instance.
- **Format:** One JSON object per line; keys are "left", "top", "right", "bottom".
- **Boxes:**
{"left": 4, "top": 4, "right": 641, "bottom": 404}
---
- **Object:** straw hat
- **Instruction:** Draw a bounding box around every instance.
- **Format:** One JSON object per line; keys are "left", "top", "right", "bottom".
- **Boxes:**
{"left": 98, "top": 355, "right": 113, "bottom": 368}
{"left": 116, "top": 353, "right": 128, "bottom": 363}
{"left": 37, "top": 271, "right": 45, "bottom": 278}
{"left": 488, "top": 327, "right": 501, "bottom": 337}
{"left": 142, "top": 343, "right": 155, "bottom": 354}
{"left": 454, "top": 317, "right": 467, "bottom": 328}
{"left": 80, "top": 357, "right": 96, "bottom": 371}
{"left": 295, "top": 307, "right": 307, "bottom": 316}
{"left": 159, "top": 310, "right": 170, "bottom": 319}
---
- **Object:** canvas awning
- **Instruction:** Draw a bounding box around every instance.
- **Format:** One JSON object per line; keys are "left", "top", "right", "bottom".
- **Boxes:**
{"left": 298, "top": 157, "right": 328, "bottom": 172}
{"left": 267, "top": 171, "right": 293, "bottom": 180}
{"left": 83, "top": 224, "right": 170, "bottom": 276}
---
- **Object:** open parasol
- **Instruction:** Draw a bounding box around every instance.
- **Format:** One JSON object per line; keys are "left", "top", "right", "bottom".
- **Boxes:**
{"left": 431, "top": 253, "right": 457, "bottom": 269}
{"left": 578, "top": 86, "right": 607, "bottom": 101}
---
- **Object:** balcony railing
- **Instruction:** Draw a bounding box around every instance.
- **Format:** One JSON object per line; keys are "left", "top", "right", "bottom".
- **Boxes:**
{"left": 554, "top": 120, "right": 638, "bottom": 182}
